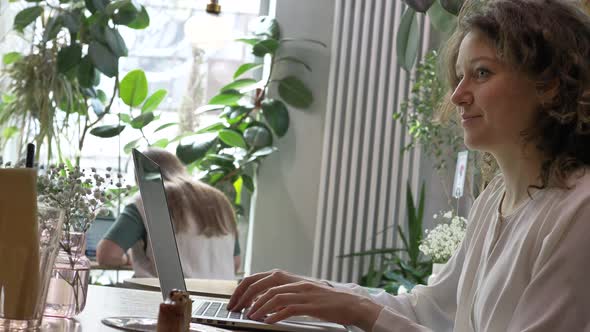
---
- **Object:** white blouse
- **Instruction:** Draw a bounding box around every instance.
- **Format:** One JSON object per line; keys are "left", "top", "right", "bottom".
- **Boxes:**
{"left": 336, "top": 170, "right": 590, "bottom": 332}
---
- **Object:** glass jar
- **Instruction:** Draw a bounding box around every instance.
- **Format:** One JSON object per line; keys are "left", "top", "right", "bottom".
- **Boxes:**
{"left": 43, "top": 232, "right": 91, "bottom": 318}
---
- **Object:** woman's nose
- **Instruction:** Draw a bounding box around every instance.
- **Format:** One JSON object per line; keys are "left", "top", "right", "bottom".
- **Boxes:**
{"left": 450, "top": 79, "right": 473, "bottom": 106}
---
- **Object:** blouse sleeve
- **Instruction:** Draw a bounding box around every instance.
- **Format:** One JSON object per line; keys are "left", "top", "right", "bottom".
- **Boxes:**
{"left": 329, "top": 236, "right": 466, "bottom": 332}
{"left": 505, "top": 192, "right": 590, "bottom": 331}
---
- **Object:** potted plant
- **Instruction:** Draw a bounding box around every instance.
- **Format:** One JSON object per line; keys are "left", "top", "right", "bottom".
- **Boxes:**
{"left": 0, "top": 0, "right": 151, "bottom": 164}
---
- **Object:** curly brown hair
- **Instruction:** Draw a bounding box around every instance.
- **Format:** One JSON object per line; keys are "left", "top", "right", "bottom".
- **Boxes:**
{"left": 439, "top": 0, "right": 590, "bottom": 189}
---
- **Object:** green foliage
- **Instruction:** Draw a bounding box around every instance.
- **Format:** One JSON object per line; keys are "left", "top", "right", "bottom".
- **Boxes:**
{"left": 341, "top": 182, "right": 431, "bottom": 295}
{"left": 1, "top": 0, "right": 150, "bottom": 163}
{"left": 172, "top": 16, "right": 324, "bottom": 215}
{"left": 393, "top": 50, "right": 464, "bottom": 172}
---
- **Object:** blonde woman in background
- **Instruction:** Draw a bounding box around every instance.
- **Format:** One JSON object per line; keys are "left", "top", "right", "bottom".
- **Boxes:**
{"left": 97, "top": 148, "right": 240, "bottom": 279}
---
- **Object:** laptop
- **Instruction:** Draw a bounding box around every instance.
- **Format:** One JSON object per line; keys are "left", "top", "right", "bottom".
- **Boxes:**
{"left": 85, "top": 216, "right": 115, "bottom": 259}
{"left": 132, "top": 149, "right": 347, "bottom": 332}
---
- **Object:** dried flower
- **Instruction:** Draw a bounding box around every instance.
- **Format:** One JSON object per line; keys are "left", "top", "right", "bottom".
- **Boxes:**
{"left": 419, "top": 210, "right": 467, "bottom": 264}
{"left": 37, "top": 164, "right": 129, "bottom": 236}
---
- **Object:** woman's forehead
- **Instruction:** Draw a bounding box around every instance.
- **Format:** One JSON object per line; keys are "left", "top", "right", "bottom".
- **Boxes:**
{"left": 456, "top": 31, "right": 499, "bottom": 68}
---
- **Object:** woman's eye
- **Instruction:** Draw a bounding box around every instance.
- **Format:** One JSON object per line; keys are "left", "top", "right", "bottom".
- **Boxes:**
{"left": 475, "top": 68, "right": 490, "bottom": 79}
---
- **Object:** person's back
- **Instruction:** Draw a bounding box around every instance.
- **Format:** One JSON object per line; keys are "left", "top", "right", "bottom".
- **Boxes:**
{"left": 97, "top": 148, "right": 240, "bottom": 279}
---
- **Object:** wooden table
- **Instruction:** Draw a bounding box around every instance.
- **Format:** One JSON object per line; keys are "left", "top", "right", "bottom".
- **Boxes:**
{"left": 39, "top": 285, "right": 232, "bottom": 331}
{"left": 123, "top": 278, "right": 237, "bottom": 298}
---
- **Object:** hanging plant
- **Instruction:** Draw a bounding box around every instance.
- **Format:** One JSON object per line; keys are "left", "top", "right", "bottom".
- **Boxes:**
{"left": 0, "top": 0, "right": 150, "bottom": 164}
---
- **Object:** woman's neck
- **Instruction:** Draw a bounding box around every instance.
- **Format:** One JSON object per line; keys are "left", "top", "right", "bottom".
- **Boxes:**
{"left": 492, "top": 146, "right": 544, "bottom": 215}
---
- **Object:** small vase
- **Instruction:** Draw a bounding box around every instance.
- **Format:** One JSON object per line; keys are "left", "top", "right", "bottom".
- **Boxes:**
{"left": 427, "top": 263, "right": 446, "bottom": 285}
{"left": 43, "top": 232, "right": 91, "bottom": 318}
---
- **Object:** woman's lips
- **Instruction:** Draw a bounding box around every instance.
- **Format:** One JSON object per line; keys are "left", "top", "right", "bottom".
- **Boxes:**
{"left": 461, "top": 115, "right": 482, "bottom": 125}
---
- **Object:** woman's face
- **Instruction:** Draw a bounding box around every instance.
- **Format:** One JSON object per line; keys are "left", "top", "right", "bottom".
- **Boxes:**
{"left": 451, "top": 30, "right": 541, "bottom": 154}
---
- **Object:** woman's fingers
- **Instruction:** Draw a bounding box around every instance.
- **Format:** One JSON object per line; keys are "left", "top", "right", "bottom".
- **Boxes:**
{"left": 264, "top": 304, "right": 310, "bottom": 324}
{"left": 248, "top": 282, "right": 313, "bottom": 316}
{"left": 229, "top": 269, "right": 301, "bottom": 311}
{"left": 248, "top": 292, "right": 310, "bottom": 320}
{"left": 228, "top": 271, "right": 272, "bottom": 310}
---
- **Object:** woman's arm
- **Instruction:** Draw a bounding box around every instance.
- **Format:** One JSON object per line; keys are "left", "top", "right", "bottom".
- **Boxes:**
{"left": 97, "top": 239, "right": 129, "bottom": 266}
{"left": 97, "top": 203, "right": 146, "bottom": 267}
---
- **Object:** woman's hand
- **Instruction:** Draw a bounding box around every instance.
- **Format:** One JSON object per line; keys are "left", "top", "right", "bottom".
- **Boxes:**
{"left": 227, "top": 270, "right": 383, "bottom": 331}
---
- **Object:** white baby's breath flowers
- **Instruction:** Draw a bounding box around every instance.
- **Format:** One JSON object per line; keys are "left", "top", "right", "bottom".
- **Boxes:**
{"left": 36, "top": 164, "right": 130, "bottom": 239}
{"left": 419, "top": 210, "right": 467, "bottom": 264}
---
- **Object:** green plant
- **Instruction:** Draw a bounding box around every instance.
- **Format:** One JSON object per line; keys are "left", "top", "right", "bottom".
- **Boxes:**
{"left": 397, "top": 0, "right": 462, "bottom": 71}
{"left": 394, "top": 50, "right": 465, "bottom": 203}
{"left": 0, "top": 0, "right": 150, "bottom": 164}
{"left": 171, "top": 16, "right": 326, "bottom": 214}
{"left": 341, "top": 181, "right": 432, "bottom": 295}
{"left": 88, "top": 69, "right": 172, "bottom": 153}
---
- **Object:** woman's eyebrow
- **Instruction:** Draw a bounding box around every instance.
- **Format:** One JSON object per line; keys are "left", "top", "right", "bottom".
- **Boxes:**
{"left": 455, "top": 56, "right": 498, "bottom": 73}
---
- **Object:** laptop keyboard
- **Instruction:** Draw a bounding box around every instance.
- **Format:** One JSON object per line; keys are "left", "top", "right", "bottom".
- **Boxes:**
{"left": 195, "top": 301, "right": 247, "bottom": 320}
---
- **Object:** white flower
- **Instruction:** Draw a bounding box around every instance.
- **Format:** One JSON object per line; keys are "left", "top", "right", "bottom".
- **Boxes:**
{"left": 398, "top": 285, "right": 408, "bottom": 294}
{"left": 420, "top": 209, "right": 467, "bottom": 264}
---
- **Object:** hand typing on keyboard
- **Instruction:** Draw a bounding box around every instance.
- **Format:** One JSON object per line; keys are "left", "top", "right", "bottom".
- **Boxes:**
{"left": 227, "top": 269, "right": 383, "bottom": 331}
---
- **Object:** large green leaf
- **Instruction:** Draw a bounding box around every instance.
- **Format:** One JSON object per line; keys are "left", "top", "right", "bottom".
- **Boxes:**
{"left": 427, "top": 0, "right": 457, "bottom": 34}
{"left": 57, "top": 44, "right": 82, "bottom": 73}
{"left": 196, "top": 122, "right": 226, "bottom": 134}
{"left": 252, "top": 39, "right": 279, "bottom": 57}
{"left": 233, "top": 63, "right": 263, "bottom": 79}
{"left": 221, "top": 78, "right": 258, "bottom": 92}
{"left": 261, "top": 99, "right": 289, "bottom": 137}
{"left": 112, "top": 1, "right": 139, "bottom": 25}
{"left": 126, "top": 6, "right": 150, "bottom": 29}
{"left": 88, "top": 41, "right": 118, "bottom": 77}
{"left": 2, "top": 52, "right": 22, "bottom": 65}
{"left": 77, "top": 56, "right": 97, "bottom": 88}
{"left": 152, "top": 138, "right": 169, "bottom": 148}
{"left": 130, "top": 112, "right": 155, "bottom": 129}
{"left": 123, "top": 138, "right": 141, "bottom": 153}
{"left": 141, "top": 89, "right": 167, "bottom": 113}
{"left": 235, "top": 38, "right": 261, "bottom": 46}
{"left": 104, "top": 27, "right": 128, "bottom": 57}
{"left": 154, "top": 122, "right": 177, "bottom": 132}
{"left": 278, "top": 76, "right": 313, "bottom": 108}
{"left": 255, "top": 16, "right": 280, "bottom": 39}
{"left": 13, "top": 6, "right": 43, "bottom": 32}
{"left": 242, "top": 174, "right": 255, "bottom": 192}
{"left": 119, "top": 69, "right": 148, "bottom": 107}
{"left": 176, "top": 135, "right": 217, "bottom": 164}
{"left": 396, "top": 7, "right": 420, "bottom": 72}
{"left": 90, "top": 124, "right": 125, "bottom": 137}
{"left": 403, "top": 0, "right": 435, "bottom": 12}
{"left": 209, "top": 90, "right": 243, "bottom": 106}
{"left": 243, "top": 126, "right": 272, "bottom": 149}
{"left": 440, "top": 0, "right": 464, "bottom": 15}
{"left": 62, "top": 12, "right": 82, "bottom": 33}
{"left": 218, "top": 129, "right": 247, "bottom": 149}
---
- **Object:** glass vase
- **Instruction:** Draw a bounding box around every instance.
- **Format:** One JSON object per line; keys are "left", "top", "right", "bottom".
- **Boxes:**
{"left": 0, "top": 202, "right": 65, "bottom": 330}
{"left": 43, "top": 232, "right": 91, "bottom": 318}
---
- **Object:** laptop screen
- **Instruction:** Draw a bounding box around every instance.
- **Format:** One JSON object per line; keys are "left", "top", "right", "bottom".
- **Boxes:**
{"left": 132, "top": 149, "right": 187, "bottom": 299}
{"left": 85, "top": 216, "right": 115, "bottom": 258}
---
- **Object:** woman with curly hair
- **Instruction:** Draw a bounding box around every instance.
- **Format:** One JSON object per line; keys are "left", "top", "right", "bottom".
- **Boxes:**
{"left": 225, "top": 0, "right": 590, "bottom": 331}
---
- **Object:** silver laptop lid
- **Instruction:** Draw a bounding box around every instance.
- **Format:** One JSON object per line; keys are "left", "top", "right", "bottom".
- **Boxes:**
{"left": 132, "top": 148, "right": 187, "bottom": 300}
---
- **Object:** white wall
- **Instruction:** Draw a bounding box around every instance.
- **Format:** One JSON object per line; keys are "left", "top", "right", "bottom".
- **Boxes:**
{"left": 247, "top": 0, "right": 335, "bottom": 276}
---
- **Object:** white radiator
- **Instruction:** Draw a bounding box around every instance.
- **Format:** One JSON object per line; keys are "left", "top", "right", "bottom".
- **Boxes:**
{"left": 312, "top": 0, "right": 433, "bottom": 283}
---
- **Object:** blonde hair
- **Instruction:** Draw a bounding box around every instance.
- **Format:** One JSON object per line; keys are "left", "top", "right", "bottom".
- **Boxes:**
{"left": 143, "top": 148, "right": 237, "bottom": 237}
